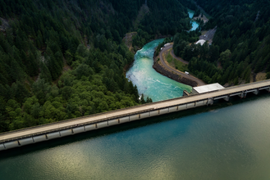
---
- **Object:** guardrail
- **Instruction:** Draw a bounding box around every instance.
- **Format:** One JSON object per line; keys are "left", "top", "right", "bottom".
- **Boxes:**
{"left": 0, "top": 107, "right": 155, "bottom": 143}
{"left": 0, "top": 80, "right": 269, "bottom": 143}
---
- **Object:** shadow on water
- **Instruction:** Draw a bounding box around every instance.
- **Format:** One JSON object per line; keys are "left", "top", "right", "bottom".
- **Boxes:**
{"left": 1, "top": 91, "right": 269, "bottom": 159}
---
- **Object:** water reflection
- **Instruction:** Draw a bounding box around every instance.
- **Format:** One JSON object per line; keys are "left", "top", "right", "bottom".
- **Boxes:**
{"left": 1, "top": 94, "right": 270, "bottom": 180}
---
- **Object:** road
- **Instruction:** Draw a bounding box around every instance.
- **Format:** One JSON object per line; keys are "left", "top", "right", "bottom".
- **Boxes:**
{"left": 159, "top": 44, "right": 205, "bottom": 86}
{"left": 1, "top": 80, "right": 270, "bottom": 143}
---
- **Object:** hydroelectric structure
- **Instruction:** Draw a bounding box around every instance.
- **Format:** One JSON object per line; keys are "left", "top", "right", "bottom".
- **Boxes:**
{"left": 1, "top": 80, "right": 270, "bottom": 151}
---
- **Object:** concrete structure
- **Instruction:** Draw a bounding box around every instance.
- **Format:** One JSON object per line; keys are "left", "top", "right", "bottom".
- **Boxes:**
{"left": 0, "top": 80, "right": 270, "bottom": 151}
{"left": 195, "top": 39, "right": 206, "bottom": 46}
{"left": 164, "top": 43, "right": 171, "bottom": 47}
{"left": 194, "top": 83, "right": 224, "bottom": 94}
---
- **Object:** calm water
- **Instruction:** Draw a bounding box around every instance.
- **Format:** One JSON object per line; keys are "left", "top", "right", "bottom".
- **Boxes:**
{"left": 188, "top": 9, "right": 199, "bottom": 31}
{"left": 1, "top": 94, "right": 270, "bottom": 180}
{"left": 126, "top": 39, "right": 192, "bottom": 102}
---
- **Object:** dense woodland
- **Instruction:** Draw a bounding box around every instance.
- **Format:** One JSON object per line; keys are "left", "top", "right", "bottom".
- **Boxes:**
{"left": 0, "top": 0, "right": 197, "bottom": 132}
{"left": 173, "top": 0, "right": 270, "bottom": 85}
{"left": 1, "top": 0, "right": 270, "bottom": 132}
{"left": 132, "top": 0, "right": 199, "bottom": 47}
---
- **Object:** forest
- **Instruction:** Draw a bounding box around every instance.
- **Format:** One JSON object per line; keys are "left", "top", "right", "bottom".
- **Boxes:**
{"left": 173, "top": 0, "right": 270, "bottom": 85}
{"left": 0, "top": 0, "right": 195, "bottom": 132}
{"left": 132, "top": 0, "right": 199, "bottom": 48}
{"left": 1, "top": 0, "right": 270, "bottom": 132}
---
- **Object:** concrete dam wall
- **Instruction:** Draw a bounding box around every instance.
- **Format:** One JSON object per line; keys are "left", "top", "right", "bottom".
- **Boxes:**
{"left": 0, "top": 80, "right": 270, "bottom": 151}
{"left": 0, "top": 100, "right": 208, "bottom": 151}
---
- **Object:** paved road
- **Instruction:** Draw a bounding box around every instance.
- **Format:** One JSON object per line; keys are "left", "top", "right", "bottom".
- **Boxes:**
{"left": 159, "top": 44, "right": 205, "bottom": 86}
{"left": 1, "top": 80, "right": 270, "bottom": 143}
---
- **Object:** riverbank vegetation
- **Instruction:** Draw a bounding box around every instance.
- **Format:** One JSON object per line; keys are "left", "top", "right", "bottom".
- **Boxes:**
{"left": 166, "top": 51, "right": 189, "bottom": 72}
{"left": 173, "top": 0, "right": 270, "bottom": 85}
{"left": 132, "top": 0, "right": 201, "bottom": 48}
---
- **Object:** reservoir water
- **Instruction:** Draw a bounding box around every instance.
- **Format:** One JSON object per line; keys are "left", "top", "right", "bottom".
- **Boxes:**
{"left": 1, "top": 94, "right": 270, "bottom": 180}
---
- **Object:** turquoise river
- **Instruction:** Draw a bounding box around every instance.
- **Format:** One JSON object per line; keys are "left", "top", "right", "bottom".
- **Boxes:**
{"left": 126, "top": 39, "right": 192, "bottom": 102}
{"left": 1, "top": 10, "right": 270, "bottom": 180}
{"left": 188, "top": 9, "right": 199, "bottom": 31}
{"left": 126, "top": 8, "right": 198, "bottom": 102}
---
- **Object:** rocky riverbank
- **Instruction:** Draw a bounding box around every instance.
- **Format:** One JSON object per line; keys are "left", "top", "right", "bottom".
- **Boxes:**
{"left": 153, "top": 57, "right": 198, "bottom": 87}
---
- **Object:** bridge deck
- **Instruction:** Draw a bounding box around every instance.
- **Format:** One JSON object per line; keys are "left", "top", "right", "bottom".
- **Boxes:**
{"left": 0, "top": 80, "right": 270, "bottom": 142}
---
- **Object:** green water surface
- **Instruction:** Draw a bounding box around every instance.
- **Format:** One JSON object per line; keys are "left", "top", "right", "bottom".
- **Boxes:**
{"left": 126, "top": 39, "right": 192, "bottom": 102}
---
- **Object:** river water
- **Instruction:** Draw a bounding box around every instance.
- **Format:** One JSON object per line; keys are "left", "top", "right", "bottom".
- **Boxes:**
{"left": 126, "top": 39, "right": 192, "bottom": 102}
{"left": 188, "top": 9, "right": 199, "bottom": 31}
{"left": 1, "top": 10, "right": 270, "bottom": 180}
{"left": 125, "top": 9, "right": 198, "bottom": 102}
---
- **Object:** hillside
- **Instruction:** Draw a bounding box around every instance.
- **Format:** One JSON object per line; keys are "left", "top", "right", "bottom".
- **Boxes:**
{"left": 2, "top": 0, "right": 269, "bottom": 132}
{"left": 0, "top": 0, "right": 193, "bottom": 132}
{"left": 173, "top": 0, "right": 270, "bottom": 85}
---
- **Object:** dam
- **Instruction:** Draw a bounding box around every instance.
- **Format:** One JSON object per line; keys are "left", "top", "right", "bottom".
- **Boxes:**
{"left": 0, "top": 80, "right": 270, "bottom": 151}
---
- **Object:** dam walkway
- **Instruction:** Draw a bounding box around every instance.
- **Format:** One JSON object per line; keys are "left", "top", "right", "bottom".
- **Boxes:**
{"left": 1, "top": 80, "right": 270, "bottom": 151}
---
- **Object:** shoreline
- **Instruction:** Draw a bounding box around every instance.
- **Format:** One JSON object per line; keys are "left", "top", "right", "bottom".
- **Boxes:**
{"left": 124, "top": 35, "right": 171, "bottom": 76}
{"left": 1, "top": 80, "right": 269, "bottom": 151}
{"left": 125, "top": 37, "right": 204, "bottom": 87}
{"left": 152, "top": 61, "right": 198, "bottom": 87}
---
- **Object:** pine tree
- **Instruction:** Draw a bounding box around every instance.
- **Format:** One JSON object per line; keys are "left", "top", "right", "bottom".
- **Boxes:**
{"left": 45, "top": 47, "right": 62, "bottom": 80}
{"left": 40, "top": 62, "right": 52, "bottom": 82}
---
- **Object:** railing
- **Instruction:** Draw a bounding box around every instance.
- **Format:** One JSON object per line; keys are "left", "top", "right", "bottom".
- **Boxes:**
{"left": 0, "top": 80, "right": 269, "bottom": 143}
{"left": 0, "top": 108, "right": 154, "bottom": 143}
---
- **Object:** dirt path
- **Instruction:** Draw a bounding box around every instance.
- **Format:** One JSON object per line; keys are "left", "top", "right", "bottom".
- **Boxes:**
{"left": 158, "top": 44, "right": 205, "bottom": 86}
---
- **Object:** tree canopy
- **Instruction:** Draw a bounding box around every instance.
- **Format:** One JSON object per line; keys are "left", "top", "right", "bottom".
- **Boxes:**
{"left": 173, "top": 0, "right": 270, "bottom": 85}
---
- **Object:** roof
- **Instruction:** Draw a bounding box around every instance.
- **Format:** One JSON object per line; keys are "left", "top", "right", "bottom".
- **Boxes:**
{"left": 195, "top": 39, "right": 206, "bottom": 46}
{"left": 164, "top": 43, "right": 171, "bottom": 47}
{"left": 193, "top": 83, "right": 224, "bottom": 94}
